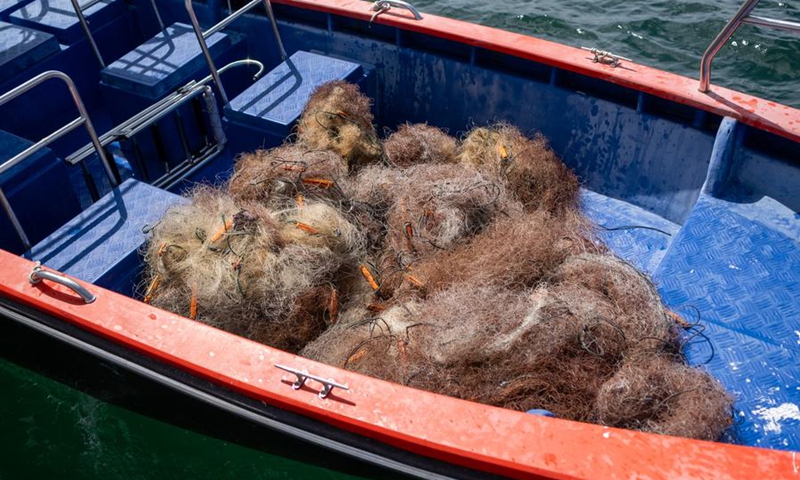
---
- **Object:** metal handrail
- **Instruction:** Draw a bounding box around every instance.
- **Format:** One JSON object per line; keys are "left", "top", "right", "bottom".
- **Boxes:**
{"left": 186, "top": 0, "right": 287, "bottom": 106}
{"left": 70, "top": 0, "right": 165, "bottom": 69}
{"left": 699, "top": 0, "right": 800, "bottom": 92}
{"left": 0, "top": 71, "right": 112, "bottom": 251}
{"left": 67, "top": 59, "right": 264, "bottom": 189}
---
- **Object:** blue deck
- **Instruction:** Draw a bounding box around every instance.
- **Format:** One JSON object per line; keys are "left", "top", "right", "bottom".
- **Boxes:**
{"left": 0, "top": 0, "right": 797, "bottom": 454}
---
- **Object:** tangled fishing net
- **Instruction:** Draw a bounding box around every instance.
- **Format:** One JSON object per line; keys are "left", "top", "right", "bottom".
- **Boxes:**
{"left": 460, "top": 124, "right": 580, "bottom": 213}
{"left": 141, "top": 80, "right": 733, "bottom": 441}
{"left": 228, "top": 145, "right": 347, "bottom": 205}
{"left": 296, "top": 81, "right": 382, "bottom": 167}
{"left": 141, "top": 188, "right": 363, "bottom": 352}
{"left": 384, "top": 123, "right": 458, "bottom": 168}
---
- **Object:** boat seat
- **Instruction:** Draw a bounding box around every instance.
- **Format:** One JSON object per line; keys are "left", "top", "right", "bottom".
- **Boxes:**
{"left": 9, "top": 0, "right": 124, "bottom": 45}
{"left": 25, "top": 178, "right": 186, "bottom": 294}
{"left": 0, "top": 0, "right": 32, "bottom": 19}
{"left": 0, "top": 129, "right": 81, "bottom": 254}
{"left": 224, "top": 50, "right": 364, "bottom": 138}
{"left": 654, "top": 193, "right": 800, "bottom": 450}
{"left": 0, "top": 21, "right": 59, "bottom": 85}
{"left": 100, "top": 22, "right": 232, "bottom": 99}
{"left": 580, "top": 189, "right": 678, "bottom": 275}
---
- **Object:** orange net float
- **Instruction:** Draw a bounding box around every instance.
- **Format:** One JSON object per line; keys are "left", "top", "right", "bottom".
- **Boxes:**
{"left": 143, "top": 275, "right": 160, "bottom": 304}
{"left": 210, "top": 218, "right": 234, "bottom": 243}
{"left": 301, "top": 177, "right": 335, "bottom": 189}
{"left": 189, "top": 282, "right": 198, "bottom": 320}
{"left": 359, "top": 264, "right": 380, "bottom": 292}
{"left": 295, "top": 222, "right": 320, "bottom": 235}
{"left": 328, "top": 287, "right": 339, "bottom": 325}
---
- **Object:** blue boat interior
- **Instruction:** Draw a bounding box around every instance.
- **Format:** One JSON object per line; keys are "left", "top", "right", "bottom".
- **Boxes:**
{"left": 0, "top": 0, "right": 797, "bottom": 451}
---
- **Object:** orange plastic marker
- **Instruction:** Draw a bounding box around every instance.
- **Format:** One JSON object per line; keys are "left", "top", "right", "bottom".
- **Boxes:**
{"left": 143, "top": 275, "right": 160, "bottom": 304}
{"left": 189, "top": 283, "right": 198, "bottom": 320}
{"left": 295, "top": 222, "right": 320, "bottom": 235}
{"left": 359, "top": 265, "right": 380, "bottom": 291}
{"left": 210, "top": 218, "right": 234, "bottom": 243}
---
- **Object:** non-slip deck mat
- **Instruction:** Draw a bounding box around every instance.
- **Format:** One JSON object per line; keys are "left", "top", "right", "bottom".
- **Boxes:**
{"left": 654, "top": 193, "right": 800, "bottom": 450}
{"left": 26, "top": 178, "right": 186, "bottom": 289}
{"left": 225, "top": 50, "right": 363, "bottom": 137}
{"left": 9, "top": 0, "right": 124, "bottom": 44}
{"left": 581, "top": 189, "right": 678, "bottom": 275}
{"left": 101, "top": 23, "right": 231, "bottom": 99}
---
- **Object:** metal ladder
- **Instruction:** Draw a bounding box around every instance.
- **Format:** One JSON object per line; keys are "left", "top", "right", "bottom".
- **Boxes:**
{"left": 699, "top": 0, "right": 800, "bottom": 92}
{"left": 0, "top": 71, "right": 113, "bottom": 251}
{"left": 67, "top": 59, "right": 265, "bottom": 190}
{"left": 185, "top": 0, "right": 287, "bottom": 106}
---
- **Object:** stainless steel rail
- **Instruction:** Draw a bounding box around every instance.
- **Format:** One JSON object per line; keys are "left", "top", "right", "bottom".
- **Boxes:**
{"left": 67, "top": 60, "right": 264, "bottom": 188}
{"left": 70, "top": 0, "right": 165, "bottom": 69}
{"left": 185, "top": 0, "right": 287, "bottom": 106}
{"left": 0, "top": 71, "right": 112, "bottom": 251}
{"left": 699, "top": 0, "right": 800, "bottom": 92}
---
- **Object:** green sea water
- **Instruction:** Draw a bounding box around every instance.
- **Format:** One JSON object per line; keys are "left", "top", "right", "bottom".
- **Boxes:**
{"left": 1, "top": 1, "right": 798, "bottom": 479}
{"left": 416, "top": 0, "right": 800, "bottom": 107}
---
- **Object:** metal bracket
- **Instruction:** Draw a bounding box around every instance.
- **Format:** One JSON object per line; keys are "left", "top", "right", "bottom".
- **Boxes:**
{"left": 370, "top": 0, "right": 423, "bottom": 26}
{"left": 580, "top": 47, "right": 631, "bottom": 68}
{"left": 29, "top": 262, "right": 96, "bottom": 304}
{"left": 274, "top": 364, "right": 349, "bottom": 399}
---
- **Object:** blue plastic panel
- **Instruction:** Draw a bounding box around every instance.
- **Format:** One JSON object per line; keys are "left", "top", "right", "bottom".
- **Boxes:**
{"left": 581, "top": 189, "right": 678, "bottom": 275}
{"left": 655, "top": 193, "right": 800, "bottom": 450}
{"left": 0, "top": 0, "right": 31, "bottom": 19}
{"left": 225, "top": 50, "right": 363, "bottom": 136}
{"left": 100, "top": 23, "right": 232, "bottom": 99}
{"left": 9, "top": 0, "right": 124, "bottom": 44}
{"left": 0, "top": 21, "right": 59, "bottom": 84}
{"left": 0, "top": 129, "right": 81, "bottom": 254}
{"left": 26, "top": 179, "right": 187, "bottom": 289}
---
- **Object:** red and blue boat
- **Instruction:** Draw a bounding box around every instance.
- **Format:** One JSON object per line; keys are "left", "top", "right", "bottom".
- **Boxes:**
{"left": 0, "top": 0, "right": 798, "bottom": 477}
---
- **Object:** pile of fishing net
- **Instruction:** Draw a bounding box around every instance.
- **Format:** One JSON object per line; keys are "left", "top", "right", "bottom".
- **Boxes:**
{"left": 140, "top": 80, "right": 732, "bottom": 441}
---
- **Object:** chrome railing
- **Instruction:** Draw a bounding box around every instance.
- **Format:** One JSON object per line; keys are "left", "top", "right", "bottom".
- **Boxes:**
{"left": 70, "top": 0, "right": 165, "bottom": 68}
{"left": 699, "top": 0, "right": 800, "bottom": 92}
{"left": 185, "top": 0, "right": 287, "bottom": 106}
{"left": 67, "top": 59, "right": 264, "bottom": 189}
{"left": 0, "top": 71, "right": 112, "bottom": 251}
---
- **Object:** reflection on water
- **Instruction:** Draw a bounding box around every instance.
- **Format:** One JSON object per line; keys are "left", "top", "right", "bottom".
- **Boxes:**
{"left": 417, "top": 0, "right": 800, "bottom": 107}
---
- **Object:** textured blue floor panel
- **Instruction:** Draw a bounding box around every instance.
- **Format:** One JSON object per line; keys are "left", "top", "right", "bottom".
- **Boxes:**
{"left": 225, "top": 50, "right": 363, "bottom": 136}
{"left": 100, "top": 23, "right": 231, "bottom": 99}
{"left": 26, "top": 179, "right": 186, "bottom": 289}
{"left": 9, "top": 0, "right": 124, "bottom": 44}
{"left": 654, "top": 193, "right": 800, "bottom": 450}
{"left": 581, "top": 189, "right": 678, "bottom": 275}
{"left": 0, "top": 21, "right": 59, "bottom": 84}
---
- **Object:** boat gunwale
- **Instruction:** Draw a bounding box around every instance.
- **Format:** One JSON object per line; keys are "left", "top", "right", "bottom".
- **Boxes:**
{"left": 271, "top": 0, "right": 800, "bottom": 144}
{"left": 0, "top": 250, "right": 796, "bottom": 480}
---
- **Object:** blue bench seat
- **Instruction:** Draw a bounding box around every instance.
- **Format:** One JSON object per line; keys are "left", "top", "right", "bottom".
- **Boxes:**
{"left": 0, "top": 21, "right": 59, "bottom": 85}
{"left": 0, "top": 129, "right": 81, "bottom": 254}
{"left": 100, "top": 22, "right": 232, "bottom": 99}
{"left": 26, "top": 178, "right": 186, "bottom": 293}
{"left": 654, "top": 193, "right": 800, "bottom": 450}
{"left": 224, "top": 50, "right": 364, "bottom": 138}
{"left": 9, "top": 0, "right": 124, "bottom": 45}
{"left": 0, "top": 0, "right": 32, "bottom": 19}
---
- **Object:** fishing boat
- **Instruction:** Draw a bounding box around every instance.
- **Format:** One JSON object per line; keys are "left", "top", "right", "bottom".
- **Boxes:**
{"left": 0, "top": 0, "right": 797, "bottom": 477}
